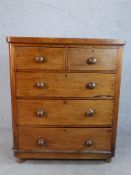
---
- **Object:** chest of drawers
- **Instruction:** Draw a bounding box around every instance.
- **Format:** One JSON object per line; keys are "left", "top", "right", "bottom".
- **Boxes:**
{"left": 7, "top": 37, "right": 125, "bottom": 162}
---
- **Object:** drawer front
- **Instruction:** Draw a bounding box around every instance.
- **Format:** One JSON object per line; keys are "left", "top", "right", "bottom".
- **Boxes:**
{"left": 68, "top": 48, "right": 117, "bottom": 70}
{"left": 18, "top": 128, "right": 112, "bottom": 151}
{"left": 15, "top": 47, "right": 65, "bottom": 70}
{"left": 18, "top": 99, "right": 113, "bottom": 126}
{"left": 16, "top": 73, "right": 115, "bottom": 97}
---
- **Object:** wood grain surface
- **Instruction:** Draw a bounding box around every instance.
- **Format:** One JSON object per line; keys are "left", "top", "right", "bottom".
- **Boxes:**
{"left": 17, "top": 99, "right": 113, "bottom": 126}
{"left": 7, "top": 36, "right": 126, "bottom": 45}
{"left": 15, "top": 47, "right": 65, "bottom": 70}
{"left": 68, "top": 48, "right": 117, "bottom": 70}
{"left": 16, "top": 72, "right": 115, "bottom": 98}
{"left": 18, "top": 127, "right": 112, "bottom": 151}
{"left": 7, "top": 36, "right": 125, "bottom": 161}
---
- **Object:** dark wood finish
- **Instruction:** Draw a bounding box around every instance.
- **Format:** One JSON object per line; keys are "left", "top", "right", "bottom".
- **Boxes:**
{"left": 7, "top": 36, "right": 125, "bottom": 161}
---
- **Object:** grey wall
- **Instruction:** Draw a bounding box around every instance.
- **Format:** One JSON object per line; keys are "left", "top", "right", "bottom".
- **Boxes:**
{"left": 0, "top": 0, "right": 131, "bottom": 165}
{"left": 1, "top": 0, "right": 131, "bottom": 129}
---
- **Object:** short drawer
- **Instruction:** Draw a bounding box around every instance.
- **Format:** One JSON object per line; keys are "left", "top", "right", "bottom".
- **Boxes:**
{"left": 18, "top": 127, "right": 112, "bottom": 152}
{"left": 17, "top": 99, "right": 113, "bottom": 127}
{"left": 16, "top": 73, "right": 115, "bottom": 97}
{"left": 68, "top": 48, "right": 117, "bottom": 71}
{"left": 15, "top": 47, "right": 65, "bottom": 70}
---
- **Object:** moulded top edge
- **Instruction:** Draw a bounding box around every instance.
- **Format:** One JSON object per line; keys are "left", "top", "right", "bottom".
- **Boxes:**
{"left": 6, "top": 36, "right": 126, "bottom": 45}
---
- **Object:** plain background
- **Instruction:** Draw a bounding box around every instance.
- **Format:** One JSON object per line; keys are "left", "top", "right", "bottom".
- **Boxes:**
{"left": 0, "top": 0, "right": 131, "bottom": 174}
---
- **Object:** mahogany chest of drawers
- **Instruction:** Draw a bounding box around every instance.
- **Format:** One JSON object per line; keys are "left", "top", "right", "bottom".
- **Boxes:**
{"left": 7, "top": 36, "right": 125, "bottom": 162}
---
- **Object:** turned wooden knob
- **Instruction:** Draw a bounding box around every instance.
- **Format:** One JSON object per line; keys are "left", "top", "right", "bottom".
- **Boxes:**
{"left": 37, "top": 138, "right": 47, "bottom": 146}
{"left": 85, "top": 109, "right": 95, "bottom": 117}
{"left": 86, "top": 82, "right": 96, "bottom": 89}
{"left": 35, "top": 56, "right": 47, "bottom": 63}
{"left": 85, "top": 139, "right": 93, "bottom": 147}
{"left": 87, "top": 57, "right": 97, "bottom": 64}
{"left": 35, "top": 82, "right": 47, "bottom": 88}
{"left": 36, "top": 109, "right": 47, "bottom": 117}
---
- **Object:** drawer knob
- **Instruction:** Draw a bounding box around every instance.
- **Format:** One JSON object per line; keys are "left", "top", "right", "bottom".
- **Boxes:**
{"left": 35, "top": 82, "right": 47, "bottom": 88}
{"left": 37, "top": 138, "right": 47, "bottom": 146}
{"left": 87, "top": 57, "right": 97, "bottom": 64}
{"left": 85, "top": 109, "right": 95, "bottom": 117}
{"left": 86, "top": 82, "right": 96, "bottom": 89}
{"left": 36, "top": 109, "right": 47, "bottom": 117}
{"left": 35, "top": 56, "right": 47, "bottom": 63}
{"left": 85, "top": 139, "right": 93, "bottom": 147}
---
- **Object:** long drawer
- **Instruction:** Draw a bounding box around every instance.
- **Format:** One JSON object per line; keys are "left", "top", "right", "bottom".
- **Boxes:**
{"left": 17, "top": 99, "right": 113, "bottom": 126}
{"left": 16, "top": 73, "right": 115, "bottom": 97}
{"left": 18, "top": 127, "right": 112, "bottom": 152}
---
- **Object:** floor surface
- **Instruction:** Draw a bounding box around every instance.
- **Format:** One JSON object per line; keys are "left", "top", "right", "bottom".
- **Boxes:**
{"left": 0, "top": 127, "right": 130, "bottom": 175}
